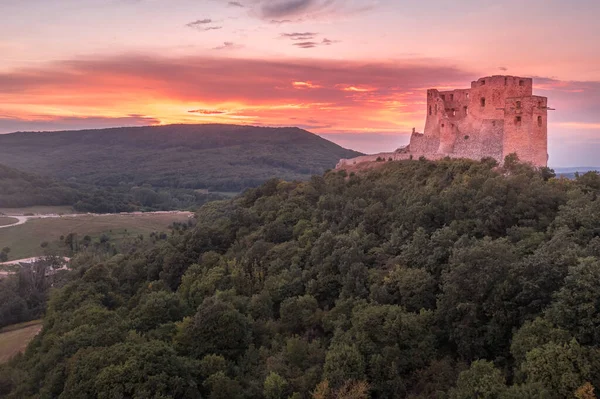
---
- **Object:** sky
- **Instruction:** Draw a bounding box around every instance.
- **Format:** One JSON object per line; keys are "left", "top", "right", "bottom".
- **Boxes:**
{"left": 1, "top": 0, "right": 599, "bottom": 166}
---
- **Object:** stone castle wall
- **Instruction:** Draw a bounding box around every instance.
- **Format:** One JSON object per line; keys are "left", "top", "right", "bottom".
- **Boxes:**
{"left": 337, "top": 75, "right": 549, "bottom": 169}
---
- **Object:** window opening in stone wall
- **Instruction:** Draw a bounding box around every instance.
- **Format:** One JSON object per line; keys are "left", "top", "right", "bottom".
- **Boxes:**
{"left": 450, "top": 94, "right": 454, "bottom": 101}
{"left": 441, "top": 124, "right": 445, "bottom": 128}
{"left": 481, "top": 80, "right": 486, "bottom": 85}
{"left": 480, "top": 98, "right": 486, "bottom": 107}
{"left": 441, "top": 95, "right": 445, "bottom": 101}
{"left": 449, "top": 109, "right": 456, "bottom": 117}
{"left": 466, "top": 93, "right": 469, "bottom": 99}
{"left": 516, "top": 101, "right": 521, "bottom": 109}
{"left": 429, "top": 106, "right": 432, "bottom": 116}
{"left": 505, "top": 77, "right": 508, "bottom": 85}
{"left": 435, "top": 104, "right": 438, "bottom": 114}
{"left": 519, "top": 80, "right": 524, "bottom": 86}
{"left": 515, "top": 116, "right": 522, "bottom": 125}
{"left": 464, "top": 106, "right": 468, "bottom": 115}
{"left": 538, "top": 116, "right": 543, "bottom": 126}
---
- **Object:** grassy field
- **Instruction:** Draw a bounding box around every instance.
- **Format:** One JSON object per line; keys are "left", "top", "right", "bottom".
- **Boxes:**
{"left": 0, "top": 213, "right": 192, "bottom": 260}
{"left": 0, "top": 205, "right": 75, "bottom": 216}
{"left": 0, "top": 320, "right": 43, "bottom": 364}
{"left": 0, "top": 217, "right": 18, "bottom": 227}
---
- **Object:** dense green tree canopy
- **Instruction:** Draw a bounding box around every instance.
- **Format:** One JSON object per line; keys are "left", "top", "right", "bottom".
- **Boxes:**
{"left": 2, "top": 158, "right": 600, "bottom": 398}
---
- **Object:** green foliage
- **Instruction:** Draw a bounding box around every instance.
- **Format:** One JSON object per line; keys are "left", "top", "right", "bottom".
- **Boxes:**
{"left": 323, "top": 344, "right": 365, "bottom": 389}
{"left": 174, "top": 296, "right": 252, "bottom": 360}
{"left": 3, "top": 158, "right": 600, "bottom": 398}
{"left": 449, "top": 360, "right": 506, "bottom": 399}
{"left": 546, "top": 258, "right": 600, "bottom": 345}
{"left": 0, "top": 124, "right": 361, "bottom": 192}
{"left": 520, "top": 339, "right": 599, "bottom": 398}
{"left": 264, "top": 372, "right": 289, "bottom": 399}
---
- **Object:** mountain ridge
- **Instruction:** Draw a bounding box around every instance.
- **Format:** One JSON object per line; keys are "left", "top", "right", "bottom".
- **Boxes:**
{"left": 0, "top": 124, "right": 362, "bottom": 192}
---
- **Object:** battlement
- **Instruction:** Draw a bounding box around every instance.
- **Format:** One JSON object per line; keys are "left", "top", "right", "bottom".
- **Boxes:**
{"left": 337, "top": 75, "right": 549, "bottom": 169}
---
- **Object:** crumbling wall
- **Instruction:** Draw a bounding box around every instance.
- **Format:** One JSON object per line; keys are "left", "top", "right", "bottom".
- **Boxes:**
{"left": 409, "top": 132, "right": 439, "bottom": 154}
{"left": 453, "top": 120, "right": 504, "bottom": 161}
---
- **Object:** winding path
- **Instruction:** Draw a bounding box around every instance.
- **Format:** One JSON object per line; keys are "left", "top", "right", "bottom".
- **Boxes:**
{"left": 0, "top": 216, "right": 28, "bottom": 229}
{"left": 0, "top": 211, "right": 193, "bottom": 230}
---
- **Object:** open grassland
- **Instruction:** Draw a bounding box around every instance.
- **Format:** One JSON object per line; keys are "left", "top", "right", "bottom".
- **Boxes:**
{"left": 0, "top": 213, "right": 192, "bottom": 259}
{"left": 0, "top": 205, "right": 75, "bottom": 216}
{"left": 0, "top": 217, "right": 19, "bottom": 227}
{"left": 0, "top": 320, "right": 43, "bottom": 364}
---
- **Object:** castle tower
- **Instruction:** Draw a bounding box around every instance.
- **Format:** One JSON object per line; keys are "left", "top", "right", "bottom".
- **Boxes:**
{"left": 502, "top": 96, "right": 548, "bottom": 166}
{"left": 420, "top": 75, "right": 548, "bottom": 167}
{"left": 336, "top": 75, "right": 550, "bottom": 170}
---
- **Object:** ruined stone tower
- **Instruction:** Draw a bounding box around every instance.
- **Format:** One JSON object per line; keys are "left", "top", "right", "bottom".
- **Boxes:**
{"left": 337, "top": 75, "right": 549, "bottom": 168}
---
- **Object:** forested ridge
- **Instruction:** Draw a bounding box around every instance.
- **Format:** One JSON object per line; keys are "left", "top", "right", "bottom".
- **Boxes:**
{"left": 0, "top": 163, "right": 223, "bottom": 213}
{"left": 2, "top": 157, "right": 600, "bottom": 398}
{"left": 0, "top": 124, "right": 361, "bottom": 192}
{"left": 0, "top": 164, "right": 79, "bottom": 208}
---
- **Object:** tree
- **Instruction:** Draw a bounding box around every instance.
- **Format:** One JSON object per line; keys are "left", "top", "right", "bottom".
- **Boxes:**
{"left": 264, "top": 372, "right": 289, "bottom": 399}
{"left": 437, "top": 238, "right": 520, "bottom": 361}
{"left": 575, "top": 382, "right": 597, "bottom": 399}
{"left": 174, "top": 296, "right": 251, "bottom": 360}
{"left": 510, "top": 318, "right": 570, "bottom": 366}
{"left": 521, "top": 339, "right": 598, "bottom": 398}
{"left": 546, "top": 258, "right": 600, "bottom": 345}
{"left": 323, "top": 344, "right": 366, "bottom": 389}
{"left": 449, "top": 360, "right": 507, "bottom": 399}
{"left": 130, "top": 290, "right": 187, "bottom": 332}
{"left": 0, "top": 247, "right": 10, "bottom": 262}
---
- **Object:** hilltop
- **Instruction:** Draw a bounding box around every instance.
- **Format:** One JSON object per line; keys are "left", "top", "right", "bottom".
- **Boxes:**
{"left": 0, "top": 124, "right": 361, "bottom": 192}
{"left": 2, "top": 158, "right": 600, "bottom": 398}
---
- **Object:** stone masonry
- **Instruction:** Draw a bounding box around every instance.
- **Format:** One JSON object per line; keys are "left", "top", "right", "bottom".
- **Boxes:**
{"left": 337, "top": 75, "right": 549, "bottom": 168}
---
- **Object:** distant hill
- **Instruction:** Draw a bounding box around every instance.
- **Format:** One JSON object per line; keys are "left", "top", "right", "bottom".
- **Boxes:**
{"left": 554, "top": 167, "right": 600, "bottom": 179}
{"left": 0, "top": 124, "right": 362, "bottom": 191}
{"left": 554, "top": 167, "right": 600, "bottom": 174}
{"left": 0, "top": 163, "right": 79, "bottom": 208}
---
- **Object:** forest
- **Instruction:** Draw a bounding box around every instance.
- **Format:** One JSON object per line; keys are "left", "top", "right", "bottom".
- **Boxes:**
{"left": 0, "top": 163, "right": 226, "bottom": 212}
{"left": 1, "top": 156, "right": 600, "bottom": 398}
{"left": 0, "top": 124, "right": 361, "bottom": 192}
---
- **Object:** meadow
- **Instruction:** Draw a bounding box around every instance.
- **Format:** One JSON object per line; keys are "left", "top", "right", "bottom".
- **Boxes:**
{"left": 0, "top": 217, "right": 19, "bottom": 227}
{"left": 0, "top": 212, "right": 192, "bottom": 260}
{"left": 0, "top": 320, "right": 43, "bottom": 364}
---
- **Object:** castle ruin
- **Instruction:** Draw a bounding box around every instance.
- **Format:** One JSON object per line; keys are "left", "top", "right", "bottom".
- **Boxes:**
{"left": 337, "top": 75, "right": 549, "bottom": 168}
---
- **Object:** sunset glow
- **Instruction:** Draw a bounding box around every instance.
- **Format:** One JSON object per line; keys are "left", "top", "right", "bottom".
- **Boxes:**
{"left": 1, "top": 0, "right": 599, "bottom": 165}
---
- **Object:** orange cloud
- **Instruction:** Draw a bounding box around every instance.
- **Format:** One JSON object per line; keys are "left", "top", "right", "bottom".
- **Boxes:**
{"left": 0, "top": 55, "right": 479, "bottom": 135}
{"left": 292, "top": 81, "right": 322, "bottom": 89}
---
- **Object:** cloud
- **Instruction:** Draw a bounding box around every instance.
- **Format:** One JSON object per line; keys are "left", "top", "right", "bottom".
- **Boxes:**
{"left": 213, "top": 42, "right": 243, "bottom": 50}
{"left": 293, "top": 41, "right": 318, "bottom": 48}
{"left": 243, "top": 0, "right": 374, "bottom": 22}
{"left": 187, "top": 19, "right": 213, "bottom": 26}
{"left": 281, "top": 32, "right": 318, "bottom": 40}
{"left": 0, "top": 53, "right": 480, "bottom": 140}
{"left": 186, "top": 19, "right": 222, "bottom": 31}
{"left": 292, "top": 38, "right": 338, "bottom": 48}
{"left": 188, "top": 109, "right": 229, "bottom": 115}
{"left": 498, "top": 66, "right": 508, "bottom": 71}
{"left": 292, "top": 81, "right": 321, "bottom": 89}
{"left": 228, "top": 1, "right": 245, "bottom": 7}
{"left": 260, "top": 0, "right": 321, "bottom": 19}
